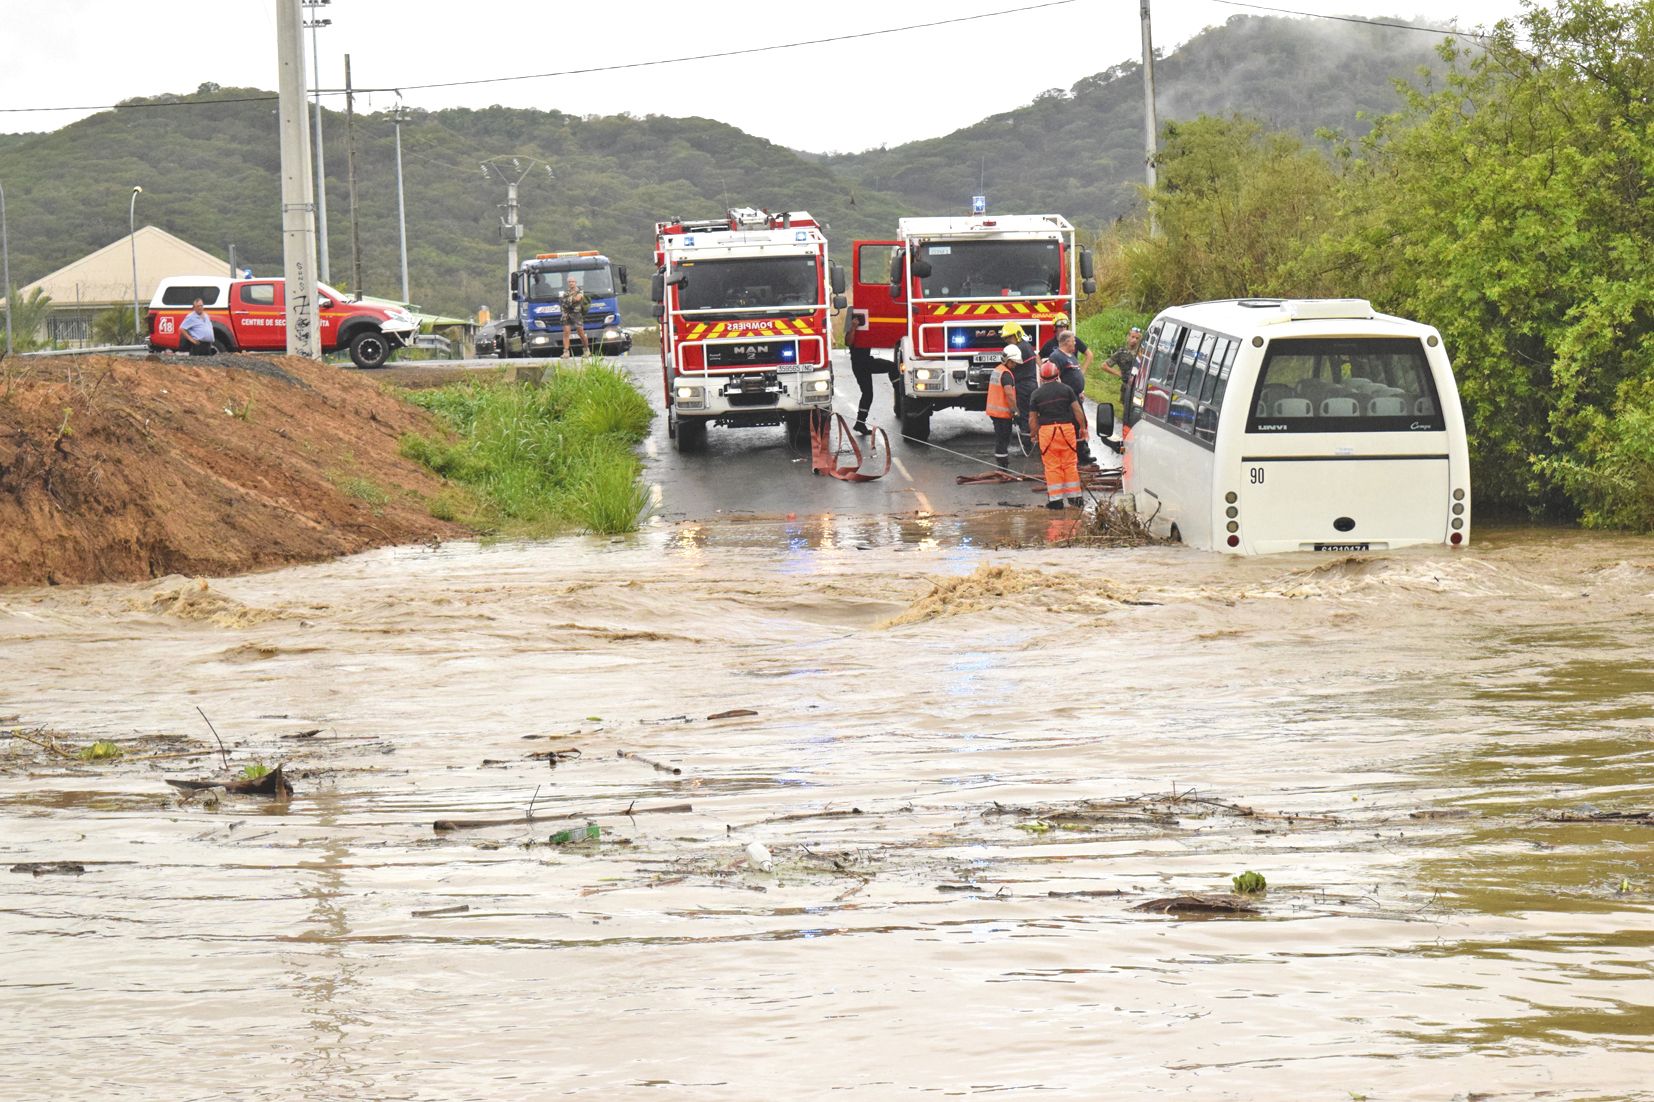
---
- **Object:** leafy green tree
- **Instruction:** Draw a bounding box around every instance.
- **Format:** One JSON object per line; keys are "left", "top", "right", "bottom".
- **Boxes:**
{"left": 92, "top": 305, "right": 140, "bottom": 345}
{"left": 3, "top": 287, "right": 53, "bottom": 352}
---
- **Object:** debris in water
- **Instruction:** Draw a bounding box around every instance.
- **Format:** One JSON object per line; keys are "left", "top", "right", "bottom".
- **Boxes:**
{"left": 433, "top": 801, "right": 693, "bottom": 832}
{"left": 1540, "top": 808, "right": 1654, "bottom": 824}
{"left": 412, "top": 904, "right": 471, "bottom": 918}
{"left": 10, "top": 861, "right": 86, "bottom": 876}
{"left": 1232, "top": 870, "right": 1268, "bottom": 894}
{"left": 617, "top": 749, "right": 682, "bottom": 775}
{"left": 1131, "top": 895, "right": 1259, "bottom": 916}
{"left": 745, "top": 841, "right": 774, "bottom": 871}
{"left": 165, "top": 763, "right": 293, "bottom": 799}
{"left": 549, "top": 823, "right": 602, "bottom": 845}
{"left": 707, "top": 709, "right": 758, "bottom": 721}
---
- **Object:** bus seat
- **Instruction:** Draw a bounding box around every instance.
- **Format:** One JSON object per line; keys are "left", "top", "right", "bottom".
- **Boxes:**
{"left": 1320, "top": 397, "right": 1360, "bottom": 416}
{"left": 1260, "top": 383, "right": 1294, "bottom": 409}
{"left": 1346, "top": 379, "right": 1382, "bottom": 394}
{"left": 1368, "top": 396, "right": 1406, "bottom": 415}
{"left": 1274, "top": 398, "right": 1313, "bottom": 417}
{"left": 1415, "top": 397, "right": 1437, "bottom": 415}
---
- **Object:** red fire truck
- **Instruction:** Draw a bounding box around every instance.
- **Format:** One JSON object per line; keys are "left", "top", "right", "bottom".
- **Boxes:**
{"left": 845, "top": 214, "right": 1094, "bottom": 441}
{"left": 651, "top": 207, "right": 845, "bottom": 453}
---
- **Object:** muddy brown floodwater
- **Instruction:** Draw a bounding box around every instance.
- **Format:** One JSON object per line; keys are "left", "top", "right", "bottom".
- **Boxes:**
{"left": 2, "top": 519, "right": 1652, "bottom": 1100}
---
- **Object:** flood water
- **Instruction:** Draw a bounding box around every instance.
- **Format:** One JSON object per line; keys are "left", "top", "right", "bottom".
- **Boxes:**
{"left": 3, "top": 520, "right": 1652, "bottom": 1100}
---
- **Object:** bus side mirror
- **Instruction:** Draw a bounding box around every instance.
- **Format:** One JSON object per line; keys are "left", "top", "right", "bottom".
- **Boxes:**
{"left": 509, "top": 272, "right": 522, "bottom": 296}
{"left": 911, "top": 258, "right": 933, "bottom": 279}
{"left": 1083, "top": 278, "right": 1097, "bottom": 295}
{"left": 650, "top": 273, "right": 664, "bottom": 303}
{"left": 1079, "top": 247, "right": 1095, "bottom": 280}
{"left": 830, "top": 264, "right": 846, "bottom": 295}
{"left": 618, "top": 266, "right": 628, "bottom": 294}
{"left": 832, "top": 294, "right": 847, "bottom": 310}
{"left": 1096, "top": 401, "right": 1115, "bottom": 439}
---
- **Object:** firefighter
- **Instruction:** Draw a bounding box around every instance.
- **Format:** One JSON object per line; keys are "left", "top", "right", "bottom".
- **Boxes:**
{"left": 850, "top": 349, "right": 899, "bottom": 436}
{"left": 1000, "top": 321, "right": 1039, "bottom": 435}
{"left": 1027, "top": 359, "right": 1087, "bottom": 510}
{"left": 1039, "top": 312, "right": 1094, "bottom": 374}
{"left": 988, "top": 344, "right": 1021, "bottom": 470}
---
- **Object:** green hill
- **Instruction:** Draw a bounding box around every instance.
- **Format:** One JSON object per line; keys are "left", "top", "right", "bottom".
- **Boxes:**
{"left": 0, "top": 15, "right": 1446, "bottom": 319}
{"left": 819, "top": 14, "right": 1447, "bottom": 226}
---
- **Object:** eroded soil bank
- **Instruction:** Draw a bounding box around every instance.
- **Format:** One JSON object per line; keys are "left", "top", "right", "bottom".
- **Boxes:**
{"left": 2, "top": 524, "right": 1652, "bottom": 1099}
{"left": 0, "top": 354, "right": 461, "bottom": 586}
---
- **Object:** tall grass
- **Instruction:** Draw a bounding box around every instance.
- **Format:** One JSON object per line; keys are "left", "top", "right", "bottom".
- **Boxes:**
{"left": 400, "top": 361, "right": 653, "bottom": 536}
{"left": 1077, "top": 304, "right": 1153, "bottom": 406}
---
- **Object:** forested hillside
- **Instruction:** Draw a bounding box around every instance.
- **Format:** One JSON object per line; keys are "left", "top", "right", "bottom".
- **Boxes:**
{"left": 819, "top": 14, "right": 1446, "bottom": 224}
{"left": 0, "top": 14, "right": 1445, "bottom": 317}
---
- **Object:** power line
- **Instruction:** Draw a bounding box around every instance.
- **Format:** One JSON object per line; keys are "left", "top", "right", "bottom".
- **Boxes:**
{"left": 0, "top": 1, "right": 1076, "bottom": 117}
{"left": 1203, "top": 0, "right": 1492, "bottom": 39}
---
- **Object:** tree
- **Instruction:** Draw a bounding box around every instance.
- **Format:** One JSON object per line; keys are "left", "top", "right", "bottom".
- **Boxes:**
{"left": 4, "top": 287, "right": 53, "bottom": 352}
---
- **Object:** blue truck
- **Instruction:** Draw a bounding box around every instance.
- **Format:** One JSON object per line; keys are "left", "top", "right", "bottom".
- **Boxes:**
{"left": 501, "top": 250, "right": 632, "bottom": 358}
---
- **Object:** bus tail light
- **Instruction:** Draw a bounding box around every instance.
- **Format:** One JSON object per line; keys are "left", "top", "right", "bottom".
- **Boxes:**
{"left": 1450, "top": 531, "right": 1463, "bottom": 545}
{"left": 1227, "top": 534, "right": 1240, "bottom": 548}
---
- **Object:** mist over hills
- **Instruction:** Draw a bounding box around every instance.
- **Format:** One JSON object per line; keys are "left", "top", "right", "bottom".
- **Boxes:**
{"left": 0, "top": 15, "right": 1445, "bottom": 318}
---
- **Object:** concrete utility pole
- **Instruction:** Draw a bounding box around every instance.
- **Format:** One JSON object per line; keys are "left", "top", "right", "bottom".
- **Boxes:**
{"left": 481, "top": 157, "right": 540, "bottom": 320}
{"left": 344, "top": 53, "right": 363, "bottom": 296}
{"left": 1140, "top": 0, "right": 1160, "bottom": 233}
{"left": 394, "top": 102, "right": 410, "bottom": 304}
{"left": 275, "top": 0, "right": 321, "bottom": 358}
{"left": 1, "top": 180, "right": 12, "bottom": 356}
{"left": 303, "top": 0, "right": 332, "bottom": 284}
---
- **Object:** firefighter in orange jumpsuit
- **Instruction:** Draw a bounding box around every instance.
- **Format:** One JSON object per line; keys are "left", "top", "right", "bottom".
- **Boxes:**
{"left": 1026, "top": 359, "right": 1087, "bottom": 509}
{"left": 988, "top": 344, "right": 1021, "bottom": 469}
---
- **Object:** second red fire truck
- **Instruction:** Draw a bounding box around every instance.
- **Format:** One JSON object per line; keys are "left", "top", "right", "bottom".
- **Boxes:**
{"left": 651, "top": 207, "right": 845, "bottom": 453}
{"left": 845, "top": 214, "right": 1094, "bottom": 441}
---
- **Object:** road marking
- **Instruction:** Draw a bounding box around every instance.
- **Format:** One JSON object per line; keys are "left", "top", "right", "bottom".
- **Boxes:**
{"left": 891, "top": 455, "right": 913, "bottom": 482}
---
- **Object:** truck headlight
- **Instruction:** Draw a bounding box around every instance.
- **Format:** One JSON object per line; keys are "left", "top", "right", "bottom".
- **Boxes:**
{"left": 914, "top": 367, "right": 941, "bottom": 381}
{"left": 807, "top": 379, "right": 831, "bottom": 393}
{"left": 604, "top": 314, "right": 616, "bottom": 324}
{"left": 675, "top": 385, "right": 705, "bottom": 409}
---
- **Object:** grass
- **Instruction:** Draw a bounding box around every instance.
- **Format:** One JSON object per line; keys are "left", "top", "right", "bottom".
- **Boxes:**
{"left": 240, "top": 762, "right": 272, "bottom": 781}
{"left": 400, "top": 360, "right": 653, "bottom": 536}
{"left": 338, "top": 476, "right": 390, "bottom": 506}
{"left": 77, "top": 740, "right": 122, "bottom": 762}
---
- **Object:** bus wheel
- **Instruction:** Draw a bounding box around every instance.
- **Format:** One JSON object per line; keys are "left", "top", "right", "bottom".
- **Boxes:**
{"left": 676, "top": 416, "right": 707, "bottom": 454}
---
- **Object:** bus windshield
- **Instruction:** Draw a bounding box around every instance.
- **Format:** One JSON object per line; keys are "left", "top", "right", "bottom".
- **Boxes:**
{"left": 1247, "top": 338, "right": 1445, "bottom": 434}
{"left": 676, "top": 256, "right": 820, "bottom": 314}
{"left": 915, "top": 241, "right": 1062, "bottom": 299}
{"left": 527, "top": 266, "right": 614, "bottom": 300}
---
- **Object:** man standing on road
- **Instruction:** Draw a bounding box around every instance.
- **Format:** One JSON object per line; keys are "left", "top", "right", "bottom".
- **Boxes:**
{"left": 177, "top": 299, "right": 217, "bottom": 355}
{"left": 1000, "top": 321, "right": 1039, "bottom": 436}
{"left": 988, "top": 344, "right": 1022, "bottom": 470}
{"left": 1027, "top": 360, "right": 1086, "bottom": 510}
{"left": 1047, "top": 331, "right": 1096, "bottom": 468}
{"left": 1108, "top": 326, "right": 1144, "bottom": 422}
{"left": 1039, "top": 312, "right": 1093, "bottom": 374}
{"left": 560, "top": 277, "right": 590, "bottom": 357}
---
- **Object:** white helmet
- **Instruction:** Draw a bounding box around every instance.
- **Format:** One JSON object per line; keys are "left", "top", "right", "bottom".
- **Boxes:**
{"left": 1001, "top": 344, "right": 1024, "bottom": 362}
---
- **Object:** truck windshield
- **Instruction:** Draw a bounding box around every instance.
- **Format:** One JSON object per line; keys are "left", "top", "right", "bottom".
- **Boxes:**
{"left": 915, "top": 240, "right": 1062, "bottom": 299}
{"left": 527, "top": 266, "right": 614, "bottom": 300}
{"left": 675, "top": 256, "right": 820, "bottom": 314}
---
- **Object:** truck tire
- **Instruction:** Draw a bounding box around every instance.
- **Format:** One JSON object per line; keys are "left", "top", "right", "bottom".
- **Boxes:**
{"left": 900, "top": 405, "right": 932, "bottom": 443}
{"left": 675, "top": 416, "right": 708, "bottom": 453}
{"left": 214, "top": 326, "right": 239, "bottom": 353}
{"left": 785, "top": 411, "right": 812, "bottom": 450}
{"left": 348, "top": 329, "right": 390, "bottom": 369}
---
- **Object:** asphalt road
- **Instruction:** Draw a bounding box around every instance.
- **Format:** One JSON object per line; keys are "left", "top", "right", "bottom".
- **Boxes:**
{"left": 377, "top": 350, "right": 1117, "bottom": 526}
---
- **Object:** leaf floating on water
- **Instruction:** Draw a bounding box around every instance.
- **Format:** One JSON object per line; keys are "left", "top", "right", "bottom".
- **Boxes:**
{"left": 1015, "top": 820, "right": 1054, "bottom": 834}
{"left": 706, "top": 709, "right": 758, "bottom": 721}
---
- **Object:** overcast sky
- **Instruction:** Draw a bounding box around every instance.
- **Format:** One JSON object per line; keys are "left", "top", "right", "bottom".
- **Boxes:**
{"left": 2, "top": 0, "right": 1529, "bottom": 152}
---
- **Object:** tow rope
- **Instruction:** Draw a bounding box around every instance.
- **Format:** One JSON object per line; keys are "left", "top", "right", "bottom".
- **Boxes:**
{"left": 810, "top": 411, "right": 892, "bottom": 482}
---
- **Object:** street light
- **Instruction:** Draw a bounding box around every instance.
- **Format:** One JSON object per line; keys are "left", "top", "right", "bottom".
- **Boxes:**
{"left": 1, "top": 179, "right": 13, "bottom": 356}
{"left": 303, "top": 0, "right": 332, "bottom": 283}
{"left": 129, "top": 185, "right": 143, "bottom": 339}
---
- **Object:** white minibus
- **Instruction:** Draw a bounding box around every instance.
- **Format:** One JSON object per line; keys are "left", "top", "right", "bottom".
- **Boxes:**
{"left": 1122, "top": 298, "right": 1471, "bottom": 554}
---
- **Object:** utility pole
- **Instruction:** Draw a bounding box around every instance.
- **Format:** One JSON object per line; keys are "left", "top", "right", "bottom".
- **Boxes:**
{"left": 1140, "top": 0, "right": 1160, "bottom": 233}
{"left": 394, "top": 102, "right": 410, "bottom": 304}
{"left": 344, "top": 52, "right": 363, "bottom": 296}
{"left": 303, "top": 0, "right": 331, "bottom": 284}
{"left": 481, "top": 157, "right": 540, "bottom": 320}
{"left": 275, "top": 0, "right": 321, "bottom": 358}
{"left": 1, "top": 179, "right": 12, "bottom": 356}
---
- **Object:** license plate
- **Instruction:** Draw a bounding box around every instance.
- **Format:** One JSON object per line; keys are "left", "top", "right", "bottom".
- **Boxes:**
{"left": 972, "top": 352, "right": 1002, "bottom": 363}
{"left": 1314, "top": 542, "right": 1370, "bottom": 552}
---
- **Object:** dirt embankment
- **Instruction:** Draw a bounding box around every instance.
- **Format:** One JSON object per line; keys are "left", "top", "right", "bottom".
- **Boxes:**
{"left": 0, "top": 354, "right": 464, "bottom": 587}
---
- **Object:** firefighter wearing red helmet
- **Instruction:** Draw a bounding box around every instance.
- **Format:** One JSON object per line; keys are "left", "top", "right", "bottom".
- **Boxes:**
{"left": 1027, "top": 358, "right": 1087, "bottom": 510}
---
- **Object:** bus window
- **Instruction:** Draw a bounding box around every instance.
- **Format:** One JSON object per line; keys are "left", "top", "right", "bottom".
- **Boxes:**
{"left": 1149, "top": 324, "right": 1180, "bottom": 384}
{"left": 1171, "top": 329, "right": 1201, "bottom": 395}
{"left": 1200, "top": 337, "right": 1227, "bottom": 405}
{"left": 1209, "top": 339, "right": 1236, "bottom": 412}
{"left": 1246, "top": 337, "right": 1445, "bottom": 433}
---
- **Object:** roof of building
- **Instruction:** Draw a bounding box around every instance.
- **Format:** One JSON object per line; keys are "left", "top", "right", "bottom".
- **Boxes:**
{"left": 3, "top": 226, "right": 225, "bottom": 309}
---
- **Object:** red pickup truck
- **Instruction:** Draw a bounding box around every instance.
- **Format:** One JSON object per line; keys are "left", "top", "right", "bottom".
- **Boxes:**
{"left": 146, "top": 276, "right": 417, "bottom": 368}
